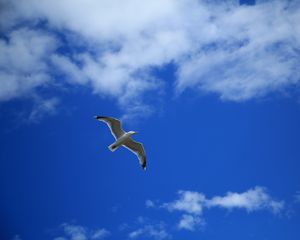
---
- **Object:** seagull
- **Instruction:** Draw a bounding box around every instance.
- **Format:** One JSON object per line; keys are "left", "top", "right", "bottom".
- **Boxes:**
{"left": 95, "top": 116, "right": 146, "bottom": 170}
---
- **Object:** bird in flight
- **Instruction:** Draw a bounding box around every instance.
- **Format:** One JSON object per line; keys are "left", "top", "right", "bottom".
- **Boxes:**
{"left": 95, "top": 116, "right": 146, "bottom": 170}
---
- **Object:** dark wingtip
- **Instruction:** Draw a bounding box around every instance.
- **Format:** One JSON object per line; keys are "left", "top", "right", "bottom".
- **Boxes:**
{"left": 142, "top": 163, "right": 146, "bottom": 171}
{"left": 94, "top": 116, "right": 105, "bottom": 119}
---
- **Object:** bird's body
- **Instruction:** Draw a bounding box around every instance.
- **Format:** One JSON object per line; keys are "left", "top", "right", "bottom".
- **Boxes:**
{"left": 95, "top": 116, "right": 146, "bottom": 170}
{"left": 108, "top": 131, "right": 136, "bottom": 152}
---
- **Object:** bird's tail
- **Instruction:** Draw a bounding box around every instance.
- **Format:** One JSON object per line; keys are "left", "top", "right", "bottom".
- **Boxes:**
{"left": 108, "top": 143, "right": 119, "bottom": 152}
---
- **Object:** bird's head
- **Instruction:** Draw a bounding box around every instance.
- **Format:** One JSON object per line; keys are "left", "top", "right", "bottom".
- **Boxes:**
{"left": 128, "top": 131, "right": 138, "bottom": 135}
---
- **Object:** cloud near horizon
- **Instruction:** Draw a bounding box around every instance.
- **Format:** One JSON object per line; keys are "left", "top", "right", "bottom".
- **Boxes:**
{"left": 1, "top": 0, "right": 300, "bottom": 118}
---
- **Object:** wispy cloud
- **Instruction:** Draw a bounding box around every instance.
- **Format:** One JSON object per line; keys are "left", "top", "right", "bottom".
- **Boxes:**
{"left": 128, "top": 224, "right": 170, "bottom": 240}
{"left": 175, "top": 1, "right": 300, "bottom": 101}
{"left": 145, "top": 200, "right": 156, "bottom": 208}
{"left": 28, "top": 97, "right": 59, "bottom": 122}
{"left": 1, "top": 0, "right": 299, "bottom": 116}
{"left": 122, "top": 217, "right": 171, "bottom": 240}
{"left": 54, "top": 223, "right": 110, "bottom": 240}
{"left": 91, "top": 229, "right": 110, "bottom": 240}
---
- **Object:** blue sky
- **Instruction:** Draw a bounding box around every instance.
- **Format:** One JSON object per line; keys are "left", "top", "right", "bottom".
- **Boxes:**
{"left": 1, "top": 0, "right": 300, "bottom": 239}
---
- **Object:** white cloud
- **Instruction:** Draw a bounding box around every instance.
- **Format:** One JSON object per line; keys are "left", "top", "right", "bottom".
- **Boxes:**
{"left": 207, "top": 186, "right": 284, "bottom": 214}
{"left": 160, "top": 186, "right": 283, "bottom": 231}
{"left": 0, "top": 28, "right": 57, "bottom": 101}
{"left": 177, "top": 214, "right": 204, "bottom": 231}
{"left": 175, "top": 1, "right": 300, "bottom": 101}
{"left": 1, "top": 0, "right": 300, "bottom": 116}
{"left": 54, "top": 223, "right": 110, "bottom": 240}
{"left": 163, "top": 190, "right": 206, "bottom": 215}
{"left": 164, "top": 187, "right": 284, "bottom": 215}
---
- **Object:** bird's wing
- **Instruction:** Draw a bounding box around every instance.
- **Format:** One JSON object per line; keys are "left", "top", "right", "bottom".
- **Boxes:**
{"left": 123, "top": 138, "right": 146, "bottom": 170}
{"left": 95, "top": 116, "right": 125, "bottom": 139}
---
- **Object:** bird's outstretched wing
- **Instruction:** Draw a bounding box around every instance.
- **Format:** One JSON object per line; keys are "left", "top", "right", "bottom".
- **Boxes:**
{"left": 95, "top": 116, "right": 125, "bottom": 139}
{"left": 123, "top": 139, "right": 146, "bottom": 170}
